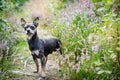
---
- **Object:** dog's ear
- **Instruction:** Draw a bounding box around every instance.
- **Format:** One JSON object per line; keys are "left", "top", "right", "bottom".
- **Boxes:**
{"left": 33, "top": 17, "right": 39, "bottom": 27}
{"left": 21, "top": 18, "right": 26, "bottom": 27}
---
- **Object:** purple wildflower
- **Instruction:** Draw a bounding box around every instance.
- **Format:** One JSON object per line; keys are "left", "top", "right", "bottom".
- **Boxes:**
{"left": 75, "top": 62, "right": 80, "bottom": 73}
{"left": 2, "top": 40, "right": 8, "bottom": 46}
{"left": 74, "top": 0, "right": 79, "bottom": 3}
{"left": 85, "top": 51, "right": 90, "bottom": 60}
{"left": 92, "top": 45, "right": 99, "bottom": 52}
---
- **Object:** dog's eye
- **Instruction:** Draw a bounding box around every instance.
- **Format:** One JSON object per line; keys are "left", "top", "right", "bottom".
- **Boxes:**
{"left": 24, "top": 27, "right": 28, "bottom": 30}
{"left": 30, "top": 26, "right": 35, "bottom": 30}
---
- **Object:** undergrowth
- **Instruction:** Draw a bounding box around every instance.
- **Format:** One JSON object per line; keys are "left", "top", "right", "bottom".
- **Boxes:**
{"left": 0, "top": 0, "right": 26, "bottom": 79}
{"left": 50, "top": 0, "right": 120, "bottom": 79}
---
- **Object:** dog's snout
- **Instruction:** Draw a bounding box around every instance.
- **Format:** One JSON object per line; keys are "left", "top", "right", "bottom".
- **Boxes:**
{"left": 27, "top": 30, "right": 30, "bottom": 33}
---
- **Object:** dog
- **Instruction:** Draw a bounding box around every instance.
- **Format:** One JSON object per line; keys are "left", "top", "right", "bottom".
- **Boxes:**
{"left": 20, "top": 17, "right": 62, "bottom": 78}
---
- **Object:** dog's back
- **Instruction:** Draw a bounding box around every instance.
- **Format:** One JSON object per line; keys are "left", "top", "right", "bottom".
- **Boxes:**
{"left": 41, "top": 38, "right": 62, "bottom": 56}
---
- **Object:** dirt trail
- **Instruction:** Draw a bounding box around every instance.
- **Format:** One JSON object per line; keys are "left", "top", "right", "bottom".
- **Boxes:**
{"left": 12, "top": 52, "right": 60, "bottom": 80}
{"left": 11, "top": 0, "right": 62, "bottom": 80}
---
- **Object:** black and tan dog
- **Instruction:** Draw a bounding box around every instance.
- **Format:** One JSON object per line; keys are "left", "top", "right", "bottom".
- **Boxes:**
{"left": 21, "top": 17, "right": 62, "bottom": 78}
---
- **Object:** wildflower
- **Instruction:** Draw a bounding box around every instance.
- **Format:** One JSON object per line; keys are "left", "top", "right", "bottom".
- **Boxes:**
{"left": 75, "top": 62, "right": 80, "bottom": 73}
{"left": 74, "top": 0, "right": 79, "bottom": 3}
{"left": 92, "top": 45, "right": 99, "bottom": 52}
{"left": 85, "top": 51, "right": 90, "bottom": 60}
{"left": 2, "top": 40, "right": 8, "bottom": 46}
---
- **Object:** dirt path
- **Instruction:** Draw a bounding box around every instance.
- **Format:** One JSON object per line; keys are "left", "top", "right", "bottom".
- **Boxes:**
{"left": 12, "top": 51, "right": 60, "bottom": 80}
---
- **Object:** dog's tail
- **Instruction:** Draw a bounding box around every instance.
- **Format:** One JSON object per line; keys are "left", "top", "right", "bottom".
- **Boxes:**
{"left": 57, "top": 39, "right": 62, "bottom": 55}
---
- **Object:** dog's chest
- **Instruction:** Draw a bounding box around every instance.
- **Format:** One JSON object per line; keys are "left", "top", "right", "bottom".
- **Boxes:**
{"left": 31, "top": 50, "right": 39, "bottom": 56}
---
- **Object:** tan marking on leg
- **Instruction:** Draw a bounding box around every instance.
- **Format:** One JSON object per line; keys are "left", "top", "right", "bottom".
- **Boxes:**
{"left": 45, "top": 56, "right": 48, "bottom": 65}
{"left": 40, "top": 54, "right": 46, "bottom": 77}
{"left": 32, "top": 50, "right": 39, "bottom": 56}
{"left": 34, "top": 59, "right": 39, "bottom": 73}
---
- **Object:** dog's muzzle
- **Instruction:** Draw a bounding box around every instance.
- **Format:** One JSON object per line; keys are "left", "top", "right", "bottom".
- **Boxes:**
{"left": 27, "top": 30, "right": 32, "bottom": 35}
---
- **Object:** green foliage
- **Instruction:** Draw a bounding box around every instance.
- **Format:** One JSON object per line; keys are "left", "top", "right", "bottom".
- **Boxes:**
{"left": 0, "top": 0, "right": 26, "bottom": 17}
{"left": 51, "top": 0, "right": 120, "bottom": 79}
{"left": 52, "top": 0, "right": 73, "bottom": 10}
{"left": 0, "top": 0, "right": 26, "bottom": 79}
{"left": 59, "top": 0, "right": 73, "bottom": 9}
{"left": 0, "top": 18, "right": 19, "bottom": 79}
{"left": 92, "top": 0, "right": 102, "bottom": 3}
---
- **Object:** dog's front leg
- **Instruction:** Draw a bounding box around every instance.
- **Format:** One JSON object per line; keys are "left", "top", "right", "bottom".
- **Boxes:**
{"left": 32, "top": 54, "right": 39, "bottom": 73}
{"left": 39, "top": 52, "right": 46, "bottom": 77}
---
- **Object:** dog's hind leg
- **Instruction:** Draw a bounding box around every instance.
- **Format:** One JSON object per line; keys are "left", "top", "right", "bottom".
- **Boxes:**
{"left": 39, "top": 52, "right": 46, "bottom": 77}
{"left": 45, "top": 56, "right": 48, "bottom": 66}
{"left": 32, "top": 54, "right": 39, "bottom": 73}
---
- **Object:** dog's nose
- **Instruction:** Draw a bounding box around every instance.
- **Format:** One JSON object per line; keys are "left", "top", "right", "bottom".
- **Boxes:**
{"left": 27, "top": 30, "right": 30, "bottom": 33}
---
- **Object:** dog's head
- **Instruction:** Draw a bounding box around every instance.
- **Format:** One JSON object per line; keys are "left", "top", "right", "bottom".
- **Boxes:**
{"left": 21, "top": 17, "right": 39, "bottom": 39}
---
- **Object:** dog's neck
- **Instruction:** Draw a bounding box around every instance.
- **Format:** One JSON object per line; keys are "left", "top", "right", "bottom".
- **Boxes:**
{"left": 27, "top": 31, "right": 41, "bottom": 51}
{"left": 27, "top": 31, "right": 39, "bottom": 41}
